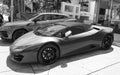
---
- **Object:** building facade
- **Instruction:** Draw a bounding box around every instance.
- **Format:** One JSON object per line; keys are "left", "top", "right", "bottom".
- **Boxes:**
{"left": 3, "top": 0, "right": 120, "bottom": 25}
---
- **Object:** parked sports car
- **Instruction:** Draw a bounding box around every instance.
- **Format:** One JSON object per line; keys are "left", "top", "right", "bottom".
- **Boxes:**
{"left": 10, "top": 22, "right": 114, "bottom": 65}
{"left": 0, "top": 13, "right": 74, "bottom": 41}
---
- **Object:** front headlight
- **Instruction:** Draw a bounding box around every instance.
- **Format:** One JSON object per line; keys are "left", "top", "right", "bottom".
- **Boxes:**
{"left": 10, "top": 45, "right": 31, "bottom": 53}
{"left": 0, "top": 26, "right": 12, "bottom": 31}
{"left": 16, "top": 45, "right": 31, "bottom": 50}
{"left": 3, "top": 26, "right": 12, "bottom": 30}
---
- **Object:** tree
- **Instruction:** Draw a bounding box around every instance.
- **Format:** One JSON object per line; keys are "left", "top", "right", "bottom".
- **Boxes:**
{"left": 3, "top": 0, "right": 19, "bottom": 20}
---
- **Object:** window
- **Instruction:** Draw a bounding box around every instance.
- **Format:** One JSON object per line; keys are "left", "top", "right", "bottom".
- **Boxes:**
{"left": 44, "top": 14, "right": 52, "bottom": 20}
{"left": 35, "top": 14, "right": 53, "bottom": 21}
{"left": 52, "top": 14, "right": 68, "bottom": 20}
{"left": 35, "top": 15, "right": 45, "bottom": 21}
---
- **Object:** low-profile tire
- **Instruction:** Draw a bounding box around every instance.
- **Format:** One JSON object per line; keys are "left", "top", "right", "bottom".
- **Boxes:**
{"left": 101, "top": 34, "right": 113, "bottom": 50}
{"left": 12, "top": 29, "right": 28, "bottom": 41}
{"left": 37, "top": 44, "right": 60, "bottom": 65}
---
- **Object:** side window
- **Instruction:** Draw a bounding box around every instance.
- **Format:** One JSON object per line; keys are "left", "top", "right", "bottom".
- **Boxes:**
{"left": 70, "top": 26, "right": 85, "bottom": 35}
{"left": 35, "top": 15, "right": 45, "bottom": 21}
{"left": 59, "top": 15, "right": 69, "bottom": 19}
{"left": 45, "top": 14, "right": 52, "bottom": 20}
{"left": 51, "top": 15, "right": 59, "bottom": 20}
{"left": 52, "top": 14, "right": 68, "bottom": 20}
{"left": 55, "top": 32, "right": 62, "bottom": 38}
{"left": 35, "top": 14, "right": 52, "bottom": 21}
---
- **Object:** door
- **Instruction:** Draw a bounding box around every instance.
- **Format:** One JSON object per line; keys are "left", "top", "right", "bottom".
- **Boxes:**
{"left": 58, "top": 26, "right": 86, "bottom": 55}
{"left": 60, "top": 26, "right": 99, "bottom": 55}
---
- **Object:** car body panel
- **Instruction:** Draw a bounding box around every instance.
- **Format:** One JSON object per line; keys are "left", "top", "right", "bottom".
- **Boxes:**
{"left": 10, "top": 22, "right": 114, "bottom": 63}
{"left": 59, "top": 29, "right": 101, "bottom": 56}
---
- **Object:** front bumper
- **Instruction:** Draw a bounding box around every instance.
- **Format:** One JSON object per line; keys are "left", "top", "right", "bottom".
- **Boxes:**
{"left": 0, "top": 30, "right": 12, "bottom": 39}
{"left": 0, "top": 31, "right": 8, "bottom": 37}
{"left": 10, "top": 50, "right": 38, "bottom": 63}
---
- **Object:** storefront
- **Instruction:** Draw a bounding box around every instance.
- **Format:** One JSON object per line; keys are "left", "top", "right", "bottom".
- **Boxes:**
{"left": 110, "top": 0, "right": 120, "bottom": 32}
{"left": 95, "top": 0, "right": 111, "bottom": 26}
{"left": 4, "top": 0, "right": 117, "bottom": 24}
{"left": 61, "top": 0, "right": 96, "bottom": 24}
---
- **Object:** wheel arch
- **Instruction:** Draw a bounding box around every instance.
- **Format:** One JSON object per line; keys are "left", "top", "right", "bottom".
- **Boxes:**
{"left": 12, "top": 28, "right": 28, "bottom": 40}
{"left": 37, "top": 42, "right": 61, "bottom": 64}
{"left": 103, "top": 33, "right": 114, "bottom": 42}
{"left": 100, "top": 32, "right": 114, "bottom": 50}
{"left": 39, "top": 42, "right": 60, "bottom": 54}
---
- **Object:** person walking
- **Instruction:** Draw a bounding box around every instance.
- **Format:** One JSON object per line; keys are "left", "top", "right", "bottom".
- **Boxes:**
{"left": 0, "top": 14, "right": 3, "bottom": 26}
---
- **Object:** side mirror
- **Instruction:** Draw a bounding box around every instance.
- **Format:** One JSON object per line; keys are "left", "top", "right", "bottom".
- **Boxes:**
{"left": 65, "top": 31, "right": 72, "bottom": 38}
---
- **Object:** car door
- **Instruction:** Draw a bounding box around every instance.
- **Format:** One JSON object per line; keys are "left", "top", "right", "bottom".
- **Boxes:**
{"left": 59, "top": 26, "right": 86, "bottom": 55}
{"left": 60, "top": 26, "right": 100, "bottom": 55}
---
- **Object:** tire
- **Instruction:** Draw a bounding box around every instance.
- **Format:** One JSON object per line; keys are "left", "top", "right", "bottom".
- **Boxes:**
{"left": 37, "top": 44, "right": 60, "bottom": 65}
{"left": 101, "top": 34, "right": 113, "bottom": 50}
{"left": 12, "top": 29, "right": 28, "bottom": 41}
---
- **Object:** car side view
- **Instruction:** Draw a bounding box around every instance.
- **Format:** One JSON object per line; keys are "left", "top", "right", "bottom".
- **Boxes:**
{"left": 10, "top": 22, "right": 114, "bottom": 65}
{"left": 0, "top": 13, "right": 73, "bottom": 41}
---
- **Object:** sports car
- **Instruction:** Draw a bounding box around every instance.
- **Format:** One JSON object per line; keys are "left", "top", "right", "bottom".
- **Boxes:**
{"left": 0, "top": 13, "right": 74, "bottom": 41}
{"left": 10, "top": 22, "right": 114, "bottom": 65}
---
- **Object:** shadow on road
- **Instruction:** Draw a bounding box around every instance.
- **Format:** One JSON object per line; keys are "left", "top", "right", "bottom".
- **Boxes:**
{"left": 6, "top": 47, "right": 113, "bottom": 74}
{"left": 0, "top": 39, "right": 12, "bottom": 46}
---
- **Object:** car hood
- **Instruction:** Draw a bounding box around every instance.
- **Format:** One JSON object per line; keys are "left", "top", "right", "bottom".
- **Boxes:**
{"left": 12, "top": 31, "right": 58, "bottom": 48}
{"left": 3, "top": 20, "right": 31, "bottom": 26}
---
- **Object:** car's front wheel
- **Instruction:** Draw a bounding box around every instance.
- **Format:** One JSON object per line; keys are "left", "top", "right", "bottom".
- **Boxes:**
{"left": 12, "top": 29, "right": 28, "bottom": 41}
{"left": 101, "top": 34, "right": 113, "bottom": 50}
{"left": 37, "top": 44, "right": 60, "bottom": 65}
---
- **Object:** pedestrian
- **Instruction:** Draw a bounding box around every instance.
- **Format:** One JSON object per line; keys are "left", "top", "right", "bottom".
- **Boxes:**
{"left": 0, "top": 14, "right": 3, "bottom": 26}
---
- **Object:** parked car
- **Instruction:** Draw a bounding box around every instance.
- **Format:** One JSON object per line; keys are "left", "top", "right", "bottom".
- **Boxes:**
{"left": 0, "top": 13, "right": 73, "bottom": 41}
{"left": 10, "top": 22, "right": 114, "bottom": 65}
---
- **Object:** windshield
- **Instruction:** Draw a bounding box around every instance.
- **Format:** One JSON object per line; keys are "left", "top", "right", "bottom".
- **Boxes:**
{"left": 34, "top": 25, "right": 66, "bottom": 36}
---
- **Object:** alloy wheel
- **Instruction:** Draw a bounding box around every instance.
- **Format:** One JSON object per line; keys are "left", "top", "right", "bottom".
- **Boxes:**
{"left": 41, "top": 47, "right": 56, "bottom": 63}
{"left": 38, "top": 44, "right": 59, "bottom": 65}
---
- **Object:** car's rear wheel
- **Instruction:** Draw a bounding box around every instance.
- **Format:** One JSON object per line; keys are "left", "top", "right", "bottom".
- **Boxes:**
{"left": 101, "top": 34, "right": 113, "bottom": 50}
{"left": 12, "top": 29, "right": 28, "bottom": 41}
{"left": 37, "top": 44, "right": 60, "bottom": 65}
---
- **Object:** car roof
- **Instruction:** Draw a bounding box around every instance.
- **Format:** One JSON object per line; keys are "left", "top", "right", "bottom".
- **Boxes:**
{"left": 38, "top": 12, "right": 70, "bottom": 17}
{"left": 29, "top": 12, "right": 71, "bottom": 21}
